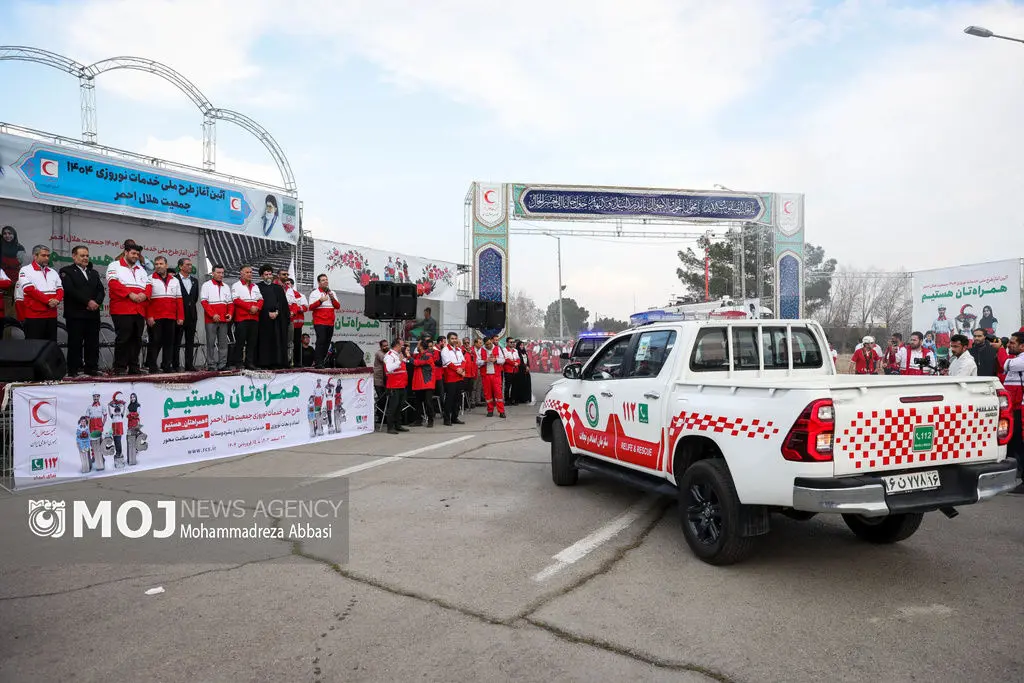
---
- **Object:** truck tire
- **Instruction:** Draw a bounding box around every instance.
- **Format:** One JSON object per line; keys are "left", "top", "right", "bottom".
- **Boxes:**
{"left": 842, "top": 513, "right": 923, "bottom": 544}
{"left": 551, "top": 421, "right": 578, "bottom": 487}
{"left": 678, "top": 459, "right": 755, "bottom": 565}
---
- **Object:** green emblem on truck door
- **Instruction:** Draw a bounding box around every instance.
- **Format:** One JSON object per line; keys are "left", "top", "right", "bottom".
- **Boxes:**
{"left": 585, "top": 395, "right": 599, "bottom": 428}
{"left": 638, "top": 404, "right": 648, "bottom": 424}
{"left": 913, "top": 425, "right": 935, "bottom": 451}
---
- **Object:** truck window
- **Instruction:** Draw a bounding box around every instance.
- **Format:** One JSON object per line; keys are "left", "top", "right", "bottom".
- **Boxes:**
{"left": 761, "top": 327, "right": 823, "bottom": 369}
{"left": 582, "top": 335, "right": 632, "bottom": 380}
{"left": 690, "top": 328, "right": 728, "bottom": 372}
{"left": 628, "top": 330, "right": 676, "bottom": 377}
{"left": 574, "top": 338, "right": 601, "bottom": 358}
{"left": 731, "top": 327, "right": 760, "bottom": 370}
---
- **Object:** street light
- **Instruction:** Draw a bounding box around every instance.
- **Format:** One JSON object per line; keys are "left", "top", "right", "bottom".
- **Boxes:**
{"left": 964, "top": 25, "right": 1024, "bottom": 44}
{"left": 542, "top": 232, "right": 565, "bottom": 339}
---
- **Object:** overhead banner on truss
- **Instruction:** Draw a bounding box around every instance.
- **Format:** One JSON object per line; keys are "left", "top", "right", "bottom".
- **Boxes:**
{"left": 0, "top": 131, "right": 298, "bottom": 244}
{"left": 511, "top": 184, "right": 774, "bottom": 224}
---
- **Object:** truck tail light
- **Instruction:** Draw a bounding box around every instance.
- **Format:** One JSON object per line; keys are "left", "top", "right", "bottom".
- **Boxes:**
{"left": 781, "top": 399, "right": 835, "bottom": 462}
{"left": 997, "top": 389, "right": 1013, "bottom": 446}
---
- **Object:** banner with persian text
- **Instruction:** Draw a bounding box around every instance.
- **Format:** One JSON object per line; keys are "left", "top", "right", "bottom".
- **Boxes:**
{"left": 511, "top": 184, "right": 774, "bottom": 224}
{"left": 11, "top": 370, "right": 373, "bottom": 490}
{"left": 912, "top": 259, "right": 1021, "bottom": 356}
{"left": 0, "top": 131, "right": 298, "bottom": 243}
{"left": 313, "top": 238, "right": 461, "bottom": 302}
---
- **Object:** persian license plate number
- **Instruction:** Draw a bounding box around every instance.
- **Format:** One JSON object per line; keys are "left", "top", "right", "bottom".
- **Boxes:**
{"left": 883, "top": 470, "right": 941, "bottom": 495}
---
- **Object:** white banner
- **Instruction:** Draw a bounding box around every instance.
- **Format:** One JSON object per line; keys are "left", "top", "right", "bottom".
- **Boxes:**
{"left": 0, "top": 131, "right": 298, "bottom": 244}
{"left": 913, "top": 259, "right": 1021, "bottom": 357}
{"left": 12, "top": 370, "right": 374, "bottom": 489}
{"left": 313, "top": 238, "right": 460, "bottom": 302}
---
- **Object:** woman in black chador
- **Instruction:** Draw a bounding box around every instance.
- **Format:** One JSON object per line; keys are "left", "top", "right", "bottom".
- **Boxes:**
{"left": 513, "top": 340, "right": 532, "bottom": 404}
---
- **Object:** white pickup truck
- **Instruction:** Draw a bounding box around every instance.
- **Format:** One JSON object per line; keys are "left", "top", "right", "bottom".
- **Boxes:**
{"left": 536, "top": 319, "right": 1019, "bottom": 565}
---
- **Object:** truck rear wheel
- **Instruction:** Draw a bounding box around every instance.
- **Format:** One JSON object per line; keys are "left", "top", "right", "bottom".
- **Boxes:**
{"left": 842, "top": 513, "right": 923, "bottom": 544}
{"left": 551, "top": 420, "right": 578, "bottom": 487}
{"left": 678, "top": 459, "right": 755, "bottom": 565}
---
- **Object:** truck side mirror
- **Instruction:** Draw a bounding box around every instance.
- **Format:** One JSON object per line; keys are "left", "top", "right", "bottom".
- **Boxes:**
{"left": 562, "top": 363, "right": 581, "bottom": 379}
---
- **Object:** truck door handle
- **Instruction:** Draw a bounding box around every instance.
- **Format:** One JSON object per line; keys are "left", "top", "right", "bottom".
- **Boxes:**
{"left": 571, "top": 393, "right": 581, "bottom": 398}
{"left": 600, "top": 391, "right": 613, "bottom": 398}
{"left": 644, "top": 391, "right": 660, "bottom": 399}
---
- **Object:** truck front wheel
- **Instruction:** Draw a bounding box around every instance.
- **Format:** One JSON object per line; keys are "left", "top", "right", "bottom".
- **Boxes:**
{"left": 678, "top": 459, "right": 755, "bottom": 565}
{"left": 551, "top": 420, "right": 578, "bottom": 486}
{"left": 842, "top": 513, "right": 923, "bottom": 544}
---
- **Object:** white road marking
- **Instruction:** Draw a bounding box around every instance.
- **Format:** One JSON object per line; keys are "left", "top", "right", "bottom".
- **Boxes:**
{"left": 532, "top": 495, "right": 660, "bottom": 582}
{"left": 305, "top": 435, "right": 476, "bottom": 482}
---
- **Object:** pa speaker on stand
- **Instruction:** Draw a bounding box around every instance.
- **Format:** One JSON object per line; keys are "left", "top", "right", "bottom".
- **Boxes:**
{"left": 466, "top": 299, "right": 507, "bottom": 332}
{"left": 0, "top": 339, "right": 67, "bottom": 382}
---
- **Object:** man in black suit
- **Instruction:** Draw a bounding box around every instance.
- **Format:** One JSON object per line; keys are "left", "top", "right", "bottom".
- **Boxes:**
{"left": 59, "top": 245, "right": 105, "bottom": 376}
{"left": 173, "top": 257, "right": 200, "bottom": 372}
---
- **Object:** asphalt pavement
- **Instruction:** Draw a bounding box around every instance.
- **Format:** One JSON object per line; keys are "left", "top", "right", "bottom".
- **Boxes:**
{"left": 0, "top": 373, "right": 1022, "bottom": 683}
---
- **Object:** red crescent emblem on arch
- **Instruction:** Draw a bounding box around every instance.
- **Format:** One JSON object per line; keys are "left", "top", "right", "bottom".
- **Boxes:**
{"left": 783, "top": 200, "right": 793, "bottom": 215}
{"left": 40, "top": 160, "right": 57, "bottom": 177}
{"left": 483, "top": 189, "right": 495, "bottom": 204}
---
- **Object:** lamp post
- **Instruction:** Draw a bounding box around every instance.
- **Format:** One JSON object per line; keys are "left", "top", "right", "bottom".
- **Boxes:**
{"left": 964, "top": 25, "right": 1024, "bottom": 44}
{"left": 543, "top": 232, "right": 565, "bottom": 339}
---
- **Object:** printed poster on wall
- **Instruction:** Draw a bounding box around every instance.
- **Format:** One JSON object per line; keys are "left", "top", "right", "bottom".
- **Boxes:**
{"left": 12, "top": 370, "right": 373, "bottom": 490}
{"left": 912, "top": 259, "right": 1021, "bottom": 358}
{"left": 0, "top": 130, "right": 298, "bottom": 244}
{"left": 313, "top": 238, "right": 460, "bottom": 302}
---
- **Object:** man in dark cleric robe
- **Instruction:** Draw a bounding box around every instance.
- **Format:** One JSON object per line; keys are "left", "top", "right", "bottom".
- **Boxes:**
{"left": 255, "top": 264, "right": 291, "bottom": 369}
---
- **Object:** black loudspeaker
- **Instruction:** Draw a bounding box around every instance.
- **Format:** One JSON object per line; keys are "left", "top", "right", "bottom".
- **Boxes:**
{"left": 333, "top": 340, "right": 366, "bottom": 369}
{"left": 486, "top": 301, "right": 507, "bottom": 330}
{"left": 364, "top": 281, "right": 395, "bottom": 319}
{"left": 393, "top": 283, "right": 418, "bottom": 320}
{"left": 467, "top": 299, "right": 489, "bottom": 328}
{"left": 0, "top": 339, "right": 67, "bottom": 382}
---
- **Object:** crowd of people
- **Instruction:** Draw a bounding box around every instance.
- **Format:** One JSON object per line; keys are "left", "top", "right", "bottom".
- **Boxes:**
{"left": 845, "top": 329, "right": 1019, "bottom": 379}
{"left": 2, "top": 238, "right": 344, "bottom": 375}
{"left": 373, "top": 333, "right": 533, "bottom": 434}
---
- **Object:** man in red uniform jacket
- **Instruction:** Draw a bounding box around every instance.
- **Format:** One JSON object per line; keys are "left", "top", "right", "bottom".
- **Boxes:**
{"left": 411, "top": 339, "right": 437, "bottom": 427}
{"left": 18, "top": 244, "right": 64, "bottom": 341}
{"left": 308, "top": 273, "right": 340, "bottom": 368}
{"left": 384, "top": 339, "right": 410, "bottom": 434}
{"left": 105, "top": 240, "right": 150, "bottom": 375}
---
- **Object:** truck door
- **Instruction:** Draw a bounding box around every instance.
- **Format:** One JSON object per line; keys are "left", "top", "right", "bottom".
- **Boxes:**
{"left": 576, "top": 333, "right": 634, "bottom": 462}
{"left": 613, "top": 329, "right": 677, "bottom": 472}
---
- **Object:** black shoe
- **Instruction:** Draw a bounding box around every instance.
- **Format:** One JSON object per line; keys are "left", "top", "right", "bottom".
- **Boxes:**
{"left": 427, "top": 421, "right": 434, "bottom": 428}
{"left": 452, "top": 418, "right": 465, "bottom": 425}
{"left": 499, "top": 413, "right": 506, "bottom": 419}
{"left": 184, "top": 366, "right": 196, "bottom": 372}
{"left": 387, "top": 428, "right": 399, "bottom": 435}
{"left": 486, "top": 412, "right": 494, "bottom": 417}
{"left": 410, "top": 420, "right": 424, "bottom": 427}
{"left": 397, "top": 426, "right": 410, "bottom": 432}
{"left": 443, "top": 419, "right": 452, "bottom": 426}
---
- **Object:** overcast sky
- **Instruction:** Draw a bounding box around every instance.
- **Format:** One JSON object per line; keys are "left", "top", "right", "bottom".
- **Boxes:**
{"left": 2, "top": 0, "right": 1023, "bottom": 321}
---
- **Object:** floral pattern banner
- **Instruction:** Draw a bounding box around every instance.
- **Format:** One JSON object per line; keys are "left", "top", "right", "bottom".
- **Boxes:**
{"left": 313, "top": 239, "right": 460, "bottom": 301}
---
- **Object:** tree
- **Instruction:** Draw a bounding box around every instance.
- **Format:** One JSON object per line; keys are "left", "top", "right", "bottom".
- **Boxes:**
{"left": 544, "top": 298, "right": 590, "bottom": 338}
{"left": 508, "top": 290, "right": 544, "bottom": 338}
{"left": 676, "top": 235, "right": 836, "bottom": 313}
{"left": 804, "top": 244, "right": 837, "bottom": 316}
{"left": 676, "top": 235, "right": 734, "bottom": 301}
{"left": 591, "top": 316, "right": 629, "bottom": 333}
{"left": 870, "top": 273, "right": 912, "bottom": 332}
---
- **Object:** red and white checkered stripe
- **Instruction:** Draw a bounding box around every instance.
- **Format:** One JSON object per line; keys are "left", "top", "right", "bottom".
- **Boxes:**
{"left": 834, "top": 405, "right": 994, "bottom": 470}
{"left": 543, "top": 399, "right": 578, "bottom": 445}
{"left": 668, "top": 412, "right": 780, "bottom": 443}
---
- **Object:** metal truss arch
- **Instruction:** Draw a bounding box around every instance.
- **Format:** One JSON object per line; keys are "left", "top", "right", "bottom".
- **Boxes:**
{"left": 0, "top": 46, "right": 297, "bottom": 193}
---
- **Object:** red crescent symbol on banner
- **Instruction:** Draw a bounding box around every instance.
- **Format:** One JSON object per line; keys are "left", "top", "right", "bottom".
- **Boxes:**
{"left": 41, "top": 160, "right": 57, "bottom": 177}
{"left": 230, "top": 197, "right": 242, "bottom": 211}
{"left": 483, "top": 190, "right": 495, "bottom": 204}
{"left": 783, "top": 200, "right": 793, "bottom": 215}
{"left": 31, "top": 401, "right": 52, "bottom": 424}
{"left": 356, "top": 378, "right": 367, "bottom": 393}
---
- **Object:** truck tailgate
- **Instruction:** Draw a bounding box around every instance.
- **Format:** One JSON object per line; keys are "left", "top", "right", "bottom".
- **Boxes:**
{"left": 830, "top": 379, "right": 1003, "bottom": 477}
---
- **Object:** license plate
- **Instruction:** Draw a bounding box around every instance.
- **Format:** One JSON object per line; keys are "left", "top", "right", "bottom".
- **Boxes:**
{"left": 883, "top": 470, "right": 941, "bottom": 495}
